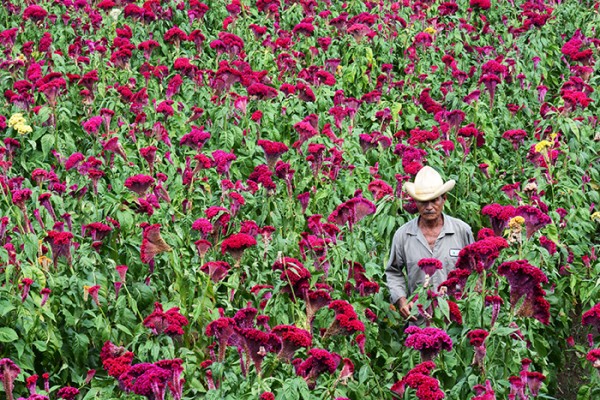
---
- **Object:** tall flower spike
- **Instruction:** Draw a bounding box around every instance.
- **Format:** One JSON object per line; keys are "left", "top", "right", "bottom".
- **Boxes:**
{"left": 0, "top": 358, "right": 21, "bottom": 400}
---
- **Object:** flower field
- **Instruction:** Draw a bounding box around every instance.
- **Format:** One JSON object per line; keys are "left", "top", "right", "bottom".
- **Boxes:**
{"left": 1, "top": 0, "right": 599, "bottom": 399}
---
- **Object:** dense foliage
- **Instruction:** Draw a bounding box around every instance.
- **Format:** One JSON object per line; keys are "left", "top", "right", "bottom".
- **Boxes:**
{"left": 0, "top": 0, "right": 599, "bottom": 399}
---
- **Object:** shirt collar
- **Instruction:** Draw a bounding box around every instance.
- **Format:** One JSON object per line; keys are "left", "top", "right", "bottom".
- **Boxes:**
{"left": 406, "top": 214, "right": 455, "bottom": 236}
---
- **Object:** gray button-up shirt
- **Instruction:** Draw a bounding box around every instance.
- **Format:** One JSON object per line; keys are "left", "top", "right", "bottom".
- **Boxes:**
{"left": 385, "top": 214, "right": 474, "bottom": 304}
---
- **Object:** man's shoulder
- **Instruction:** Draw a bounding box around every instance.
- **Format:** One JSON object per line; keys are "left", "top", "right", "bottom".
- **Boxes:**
{"left": 444, "top": 214, "right": 472, "bottom": 232}
{"left": 394, "top": 217, "right": 419, "bottom": 235}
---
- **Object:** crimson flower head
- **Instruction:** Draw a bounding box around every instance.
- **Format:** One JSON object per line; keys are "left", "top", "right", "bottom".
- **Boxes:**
{"left": 200, "top": 261, "right": 230, "bottom": 282}
{"left": 273, "top": 257, "right": 311, "bottom": 301}
{"left": 140, "top": 224, "right": 172, "bottom": 266}
{"left": 124, "top": 174, "right": 155, "bottom": 196}
{"left": 327, "top": 196, "right": 376, "bottom": 231}
{"left": 323, "top": 300, "right": 365, "bottom": 339}
{"left": 481, "top": 203, "right": 516, "bottom": 236}
{"left": 46, "top": 230, "right": 74, "bottom": 267}
{"left": 257, "top": 139, "right": 289, "bottom": 169}
{"left": 0, "top": 358, "right": 21, "bottom": 400}
{"left": 143, "top": 302, "right": 189, "bottom": 336}
{"left": 57, "top": 386, "right": 79, "bottom": 400}
{"left": 417, "top": 258, "right": 443, "bottom": 277}
{"left": 272, "top": 325, "right": 312, "bottom": 361}
{"left": 587, "top": 349, "right": 600, "bottom": 371}
{"left": 293, "top": 348, "right": 341, "bottom": 390}
{"left": 404, "top": 326, "right": 453, "bottom": 361}
{"left": 582, "top": 303, "right": 600, "bottom": 333}
{"left": 220, "top": 233, "right": 256, "bottom": 266}
{"left": 516, "top": 205, "right": 552, "bottom": 239}
{"left": 390, "top": 361, "right": 444, "bottom": 400}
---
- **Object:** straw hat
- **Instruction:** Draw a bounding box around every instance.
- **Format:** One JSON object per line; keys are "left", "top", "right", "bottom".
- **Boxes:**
{"left": 404, "top": 166, "right": 455, "bottom": 201}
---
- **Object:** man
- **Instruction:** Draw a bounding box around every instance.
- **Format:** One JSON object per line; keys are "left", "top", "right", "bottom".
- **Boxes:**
{"left": 385, "top": 166, "right": 474, "bottom": 320}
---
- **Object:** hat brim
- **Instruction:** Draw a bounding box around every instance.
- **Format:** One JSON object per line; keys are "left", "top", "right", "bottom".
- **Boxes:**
{"left": 404, "top": 180, "right": 455, "bottom": 202}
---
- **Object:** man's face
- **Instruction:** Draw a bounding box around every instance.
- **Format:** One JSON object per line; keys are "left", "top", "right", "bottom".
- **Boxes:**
{"left": 415, "top": 195, "right": 446, "bottom": 222}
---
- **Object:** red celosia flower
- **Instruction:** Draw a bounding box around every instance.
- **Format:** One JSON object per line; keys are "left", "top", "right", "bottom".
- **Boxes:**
{"left": 404, "top": 326, "right": 453, "bottom": 361}
{"left": 57, "top": 386, "right": 79, "bottom": 400}
{"left": 0, "top": 358, "right": 21, "bottom": 400}
{"left": 140, "top": 224, "right": 172, "bottom": 265}
{"left": 221, "top": 233, "right": 256, "bottom": 265}
{"left": 456, "top": 236, "right": 508, "bottom": 273}
{"left": 273, "top": 257, "right": 311, "bottom": 301}
{"left": 516, "top": 205, "right": 552, "bottom": 239}
{"left": 586, "top": 349, "right": 600, "bottom": 370}
{"left": 257, "top": 139, "right": 289, "bottom": 169}
{"left": 200, "top": 261, "right": 230, "bottom": 282}
{"left": 582, "top": 303, "right": 600, "bottom": 332}
{"left": 328, "top": 196, "right": 376, "bottom": 231}
{"left": 467, "top": 329, "right": 489, "bottom": 370}
{"left": 481, "top": 203, "right": 516, "bottom": 236}
{"left": 46, "top": 230, "right": 74, "bottom": 267}
{"left": 143, "top": 302, "right": 189, "bottom": 336}
{"left": 390, "top": 361, "right": 444, "bottom": 400}
{"left": 417, "top": 258, "right": 443, "bottom": 277}
{"left": 293, "top": 348, "right": 341, "bottom": 390}
{"left": 124, "top": 174, "right": 155, "bottom": 196}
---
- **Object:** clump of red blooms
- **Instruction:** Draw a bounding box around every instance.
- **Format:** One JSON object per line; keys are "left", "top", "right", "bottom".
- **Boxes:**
{"left": 498, "top": 260, "right": 550, "bottom": 324}
{"left": 142, "top": 302, "right": 189, "bottom": 336}
{"left": 582, "top": 303, "right": 600, "bottom": 332}
{"left": 293, "top": 348, "right": 341, "bottom": 390}
{"left": 404, "top": 326, "right": 453, "bottom": 361}
{"left": 391, "top": 361, "right": 445, "bottom": 400}
{"left": 220, "top": 233, "right": 256, "bottom": 265}
{"left": 323, "top": 300, "right": 365, "bottom": 339}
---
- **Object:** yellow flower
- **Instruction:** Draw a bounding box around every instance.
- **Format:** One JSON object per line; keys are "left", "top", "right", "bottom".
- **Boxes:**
{"left": 83, "top": 285, "right": 91, "bottom": 301}
{"left": 38, "top": 256, "right": 52, "bottom": 270}
{"left": 15, "top": 123, "right": 32, "bottom": 135}
{"left": 534, "top": 140, "right": 552, "bottom": 153}
{"left": 424, "top": 27, "right": 436, "bottom": 35}
{"left": 592, "top": 211, "right": 600, "bottom": 222}
{"left": 509, "top": 216, "right": 525, "bottom": 230}
{"left": 336, "top": 64, "right": 343, "bottom": 75}
{"left": 8, "top": 113, "right": 26, "bottom": 128}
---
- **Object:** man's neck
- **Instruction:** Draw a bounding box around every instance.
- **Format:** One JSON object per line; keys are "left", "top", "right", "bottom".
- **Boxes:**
{"left": 418, "top": 215, "right": 444, "bottom": 231}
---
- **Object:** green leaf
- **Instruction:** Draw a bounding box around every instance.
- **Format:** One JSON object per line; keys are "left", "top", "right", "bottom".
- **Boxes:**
{"left": 437, "top": 297, "right": 450, "bottom": 321}
{"left": 41, "top": 134, "right": 55, "bottom": 157}
{"left": 0, "top": 301, "right": 15, "bottom": 318}
{"left": 0, "top": 327, "right": 19, "bottom": 342}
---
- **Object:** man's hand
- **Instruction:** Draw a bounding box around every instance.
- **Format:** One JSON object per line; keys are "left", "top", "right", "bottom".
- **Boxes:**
{"left": 398, "top": 297, "right": 416, "bottom": 321}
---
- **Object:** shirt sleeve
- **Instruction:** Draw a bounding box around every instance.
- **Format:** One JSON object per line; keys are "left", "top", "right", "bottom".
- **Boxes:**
{"left": 385, "top": 230, "right": 407, "bottom": 305}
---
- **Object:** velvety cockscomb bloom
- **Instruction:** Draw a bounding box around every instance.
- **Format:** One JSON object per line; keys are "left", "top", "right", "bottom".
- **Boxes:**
{"left": 346, "top": 261, "right": 380, "bottom": 296}
{"left": 236, "top": 328, "right": 281, "bottom": 374}
{"left": 220, "top": 233, "right": 256, "bottom": 266}
{"left": 404, "top": 326, "right": 453, "bottom": 361}
{"left": 455, "top": 236, "right": 508, "bottom": 273}
{"left": 417, "top": 258, "right": 443, "bottom": 277}
{"left": 502, "top": 129, "right": 528, "bottom": 150}
{"left": 0, "top": 358, "right": 21, "bottom": 400}
{"left": 82, "top": 222, "right": 112, "bottom": 242}
{"left": 200, "top": 261, "right": 230, "bottom": 282}
{"left": 293, "top": 348, "right": 341, "bottom": 390}
{"left": 140, "top": 224, "right": 172, "bottom": 266}
{"left": 273, "top": 257, "right": 311, "bottom": 301}
{"left": 587, "top": 349, "right": 600, "bottom": 371}
{"left": 516, "top": 205, "right": 552, "bottom": 239}
{"left": 272, "top": 325, "right": 312, "bottom": 361}
{"left": 328, "top": 196, "right": 376, "bottom": 231}
{"left": 100, "top": 341, "right": 134, "bottom": 379}
{"left": 212, "top": 150, "right": 237, "bottom": 176}
{"left": 485, "top": 295, "right": 504, "bottom": 327}
{"left": 180, "top": 126, "right": 211, "bottom": 150}
{"left": 191, "top": 218, "right": 213, "bottom": 239}
{"left": 205, "top": 316, "right": 238, "bottom": 362}
{"left": 539, "top": 235, "right": 557, "bottom": 255}
{"left": 143, "top": 302, "right": 189, "bottom": 336}
{"left": 390, "top": 361, "right": 444, "bottom": 400}
{"left": 257, "top": 139, "right": 289, "bottom": 168}
{"left": 323, "top": 300, "right": 365, "bottom": 339}
{"left": 582, "top": 303, "right": 600, "bottom": 332}
{"left": 481, "top": 203, "right": 516, "bottom": 236}
{"left": 124, "top": 174, "right": 155, "bottom": 196}
{"left": 46, "top": 230, "right": 74, "bottom": 267}
{"left": 23, "top": 5, "right": 48, "bottom": 22}
{"left": 438, "top": 268, "right": 472, "bottom": 298}
{"left": 467, "top": 329, "right": 489, "bottom": 370}
{"left": 498, "top": 260, "right": 550, "bottom": 324}
{"left": 367, "top": 179, "right": 393, "bottom": 200}
{"left": 56, "top": 386, "right": 79, "bottom": 400}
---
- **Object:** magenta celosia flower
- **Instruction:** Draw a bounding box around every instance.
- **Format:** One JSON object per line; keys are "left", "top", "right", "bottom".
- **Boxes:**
{"left": 582, "top": 303, "right": 600, "bottom": 332}
{"left": 124, "top": 174, "right": 155, "bottom": 196}
{"left": 21, "top": 278, "right": 34, "bottom": 302}
{"left": 23, "top": 5, "right": 48, "bottom": 22}
{"left": 502, "top": 129, "right": 528, "bottom": 150}
{"left": 25, "top": 373, "right": 37, "bottom": 394}
{"left": 82, "top": 116, "right": 103, "bottom": 135}
{"left": 516, "top": 205, "right": 552, "bottom": 239}
{"left": 273, "top": 257, "right": 311, "bottom": 301}
{"left": 390, "top": 361, "right": 444, "bottom": 399}
{"left": 467, "top": 329, "right": 489, "bottom": 371}
{"left": 200, "top": 261, "right": 230, "bottom": 282}
{"left": 346, "top": 261, "right": 380, "bottom": 296}
{"left": 417, "top": 258, "right": 443, "bottom": 277}
{"left": 56, "top": 386, "right": 79, "bottom": 400}
{"left": 498, "top": 260, "right": 550, "bottom": 324}
{"left": 323, "top": 300, "right": 365, "bottom": 339}
{"left": 220, "top": 233, "right": 256, "bottom": 266}
{"left": 191, "top": 218, "right": 213, "bottom": 239}
{"left": 212, "top": 150, "right": 237, "bottom": 176}
{"left": 293, "top": 348, "right": 341, "bottom": 390}
{"left": 481, "top": 203, "right": 516, "bottom": 236}
{"left": 456, "top": 236, "right": 508, "bottom": 273}
{"left": 40, "top": 288, "right": 51, "bottom": 306}
{"left": 140, "top": 224, "right": 172, "bottom": 266}
{"left": 306, "top": 288, "right": 331, "bottom": 324}
{"left": 539, "top": 236, "right": 557, "bottom": 255}
{"left": 143, "top": 302, "right": 189, "bottom": 336}
{"left": 205, "top": 317, "right": 238, "bottom": 361}
{"left": 46, "top": 230, "right": 73, "bottom": 267}
{"left": 525, "top": 371, "right": 546, "bottom": 396}
{"left": 115, "top": 265, "right": 128, "bottom": 283}
{"left": 83, "top": 222, "right": 112, "bottom": 241}
{"left": 119, "top": 363, "right": 171, "bottom": 399}
{"left": 86, "top": 285, "right": 101, "bottom": 306}
{"left": 327, "top": 196, "right": 376, "bottom": 231}
{"left": 367, "top": 179, "right": 393, "bottom": 200}
{"left": 257, "top": 139, "right": 289, "bottom": 169}
{"left": 485, "top": 295, "right": 504, "bottom": 328}
{"left": 237, "top": 327, "right": 281, "bottom": 374}
{"left": 404, "top": 326, "right": 453, "bottom": 361}
{"left": 587, "top": 349, "right": 600, "bottom": 372}
{"left": 272, "top": 325, "right": 312, "bottom": 361}
{"left": 0, "top": 358, "right": 21, "bottom": 400}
